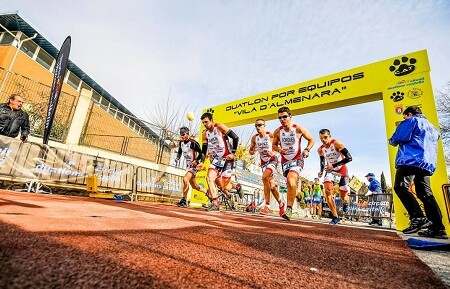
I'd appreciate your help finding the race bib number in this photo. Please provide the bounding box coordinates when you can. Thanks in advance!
[211,157,226,168]
[282,159,298,172]
[329,171,342,183]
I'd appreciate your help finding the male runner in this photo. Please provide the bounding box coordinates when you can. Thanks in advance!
[175,126,207,207]
[311,178,324,219]
[201,112,239,211]
[317,129,353,225]
[303,183,312,217]
[272,106,315,221]
[249,118,285,216]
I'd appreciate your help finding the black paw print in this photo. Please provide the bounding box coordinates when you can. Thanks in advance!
[389,56,416,76]
[390,91,404,102]
[206,108,214,114]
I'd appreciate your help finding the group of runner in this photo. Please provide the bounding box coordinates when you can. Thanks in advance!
[174,106,353,225]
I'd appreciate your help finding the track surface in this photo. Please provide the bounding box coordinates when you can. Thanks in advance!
[0,190,447,289]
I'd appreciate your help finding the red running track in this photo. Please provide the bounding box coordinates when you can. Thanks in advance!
[0,190,446,289]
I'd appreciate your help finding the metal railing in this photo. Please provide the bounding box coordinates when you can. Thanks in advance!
[0,67,77,143]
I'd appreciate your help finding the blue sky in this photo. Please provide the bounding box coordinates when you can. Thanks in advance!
[2,0,450,185]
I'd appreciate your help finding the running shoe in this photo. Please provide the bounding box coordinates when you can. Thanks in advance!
[342,202,349,214]
[278,202,286,217]
[329,217,341,225]
[402,217,432,234]
[205,203,220,211]
[260,205,271,215]
[417,228,448,239]
[177,198,188,207]
[281,206,292,221]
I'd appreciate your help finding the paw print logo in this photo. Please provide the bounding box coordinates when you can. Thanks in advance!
[390,91,404,102]
[389,56,416,76]
[206,108,214,114]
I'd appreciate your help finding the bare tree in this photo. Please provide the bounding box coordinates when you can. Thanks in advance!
[143,93,204,164]
[435,82,450,170]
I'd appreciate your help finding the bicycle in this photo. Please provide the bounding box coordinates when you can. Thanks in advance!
[7,180,52,194]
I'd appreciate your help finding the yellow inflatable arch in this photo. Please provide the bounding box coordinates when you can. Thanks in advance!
[195,49,449,233]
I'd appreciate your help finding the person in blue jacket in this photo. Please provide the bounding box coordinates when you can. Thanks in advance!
[389,106,447,239]
[365,173,383,226]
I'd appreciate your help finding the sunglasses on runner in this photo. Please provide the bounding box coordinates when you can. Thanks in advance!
[278,115,290,120]
[255,123,264,127]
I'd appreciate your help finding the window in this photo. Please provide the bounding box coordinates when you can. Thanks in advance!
[116,111,124,122]
[67,72,81,90]
[129,120,136,131]
[0,32,15,45]
[36,48,54,70]
[92,91,101,103]
[100,97,109,108]
[80,82,91,92]
[124,116,131,126]
[19,35,37,58]
[108,104,117,117]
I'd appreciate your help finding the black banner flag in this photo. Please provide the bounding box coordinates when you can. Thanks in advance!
[43,36,71,144]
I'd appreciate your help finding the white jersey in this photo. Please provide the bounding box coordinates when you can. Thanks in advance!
[255,131,275,165]
[180,140,195,166]
[205,124,231,158]
[320,139,343,171]
[279,124,301,163]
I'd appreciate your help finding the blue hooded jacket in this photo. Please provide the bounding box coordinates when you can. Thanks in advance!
[367,177,382,194]
[389,114,440,174]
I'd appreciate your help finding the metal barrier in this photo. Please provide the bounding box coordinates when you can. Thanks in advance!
[325,193,394,226]
[0,136,135,192]
[133,166,183,201]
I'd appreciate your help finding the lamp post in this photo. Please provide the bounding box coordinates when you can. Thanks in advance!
[0,25,37,96]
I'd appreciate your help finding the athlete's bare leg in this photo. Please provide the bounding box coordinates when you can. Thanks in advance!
[182,172,195,199]
[206,169,220,202]
[312,204,317,217]
[339,190,349,204]
[286,172,299,207]
[269,178,282,204]
[221,177,233,198]
[324,182,338,218]
[189,178,207,195]
[262,169,273,205]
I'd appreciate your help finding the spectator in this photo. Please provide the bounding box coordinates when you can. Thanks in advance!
[389,106,447,239]
[0,94,30,142]
[365,173,382,226]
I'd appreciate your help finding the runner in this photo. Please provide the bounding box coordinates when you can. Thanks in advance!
[317,129,353,225]
[174,126,207,207]
[249,118,285,216]
[311,178,324,219]
[272,106,315,221]
[201,112,239,211]
[303,183,312,217]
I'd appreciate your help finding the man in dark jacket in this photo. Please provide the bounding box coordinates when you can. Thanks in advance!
[0,94,30,142]
[389,106,447,239]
